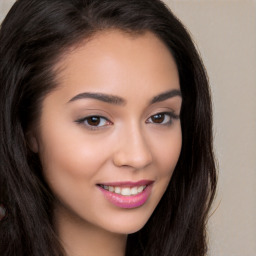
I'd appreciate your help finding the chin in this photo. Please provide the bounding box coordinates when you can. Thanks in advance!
[99,207,154,235]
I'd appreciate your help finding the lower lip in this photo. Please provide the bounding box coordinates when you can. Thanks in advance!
[98,185,152,209]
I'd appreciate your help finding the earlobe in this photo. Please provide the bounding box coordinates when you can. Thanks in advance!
[26,132,39,153]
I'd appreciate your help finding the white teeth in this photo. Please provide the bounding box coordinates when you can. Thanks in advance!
[101,185,147,196]
[114,187,121,194]
[121,188,131,196]
[131,187,138,195]
[109,186,114,192]
[138,186,144,193]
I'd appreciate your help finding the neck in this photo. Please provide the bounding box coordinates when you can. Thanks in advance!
[54,204,127,256]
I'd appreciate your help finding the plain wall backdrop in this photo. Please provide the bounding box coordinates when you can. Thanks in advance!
[167,1,256,255]
[1,1,256,255]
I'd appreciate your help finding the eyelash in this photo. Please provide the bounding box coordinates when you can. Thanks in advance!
[146,112,179,126]
[75,112,179,130]
[75,115,112,130]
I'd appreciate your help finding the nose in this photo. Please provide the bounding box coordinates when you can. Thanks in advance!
[113,125,153,170]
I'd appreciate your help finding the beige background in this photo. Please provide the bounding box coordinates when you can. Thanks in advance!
[167,1,256,255]
[1,0,256,255]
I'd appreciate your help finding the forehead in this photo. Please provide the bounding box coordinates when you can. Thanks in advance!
[52,30,180,102]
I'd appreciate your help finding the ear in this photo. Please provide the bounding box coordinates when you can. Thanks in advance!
[26,131,39,153]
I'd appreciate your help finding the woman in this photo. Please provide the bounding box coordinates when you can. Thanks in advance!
[0,0,217,255]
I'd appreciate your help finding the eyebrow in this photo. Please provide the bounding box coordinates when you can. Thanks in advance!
[150,89,181,104]
[68,92,125,105]
[68,89,181,105]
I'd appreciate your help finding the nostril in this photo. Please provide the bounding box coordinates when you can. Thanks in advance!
[112,129,153,169]
[113,149,153,169]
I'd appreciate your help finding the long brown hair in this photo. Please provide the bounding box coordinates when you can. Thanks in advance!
[0,0,217,255]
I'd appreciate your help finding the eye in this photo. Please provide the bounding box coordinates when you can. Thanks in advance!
[75,115,112,129]
[146,112,178,125]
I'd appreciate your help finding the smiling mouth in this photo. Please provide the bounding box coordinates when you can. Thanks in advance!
[97,180,153,208]
[98,184,147,196]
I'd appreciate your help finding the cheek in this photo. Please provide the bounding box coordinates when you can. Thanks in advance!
[148,126,182,196]
[37,122,111,192]
[153,128,182,176]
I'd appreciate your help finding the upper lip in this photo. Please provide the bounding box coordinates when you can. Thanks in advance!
[97,180,154,187]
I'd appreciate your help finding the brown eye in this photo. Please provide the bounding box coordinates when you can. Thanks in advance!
[75,115,111,129]
[146,112,175,125]
[151,114,165,123]
[87,116,101,126]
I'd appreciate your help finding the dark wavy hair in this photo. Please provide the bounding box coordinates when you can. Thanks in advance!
[0,0,217,255]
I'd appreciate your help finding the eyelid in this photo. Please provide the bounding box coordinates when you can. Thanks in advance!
[75,115,113,130]
[146,111,179,125]
[74,110,179,131]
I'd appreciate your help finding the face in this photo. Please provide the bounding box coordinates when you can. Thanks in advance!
[30,30,182,235]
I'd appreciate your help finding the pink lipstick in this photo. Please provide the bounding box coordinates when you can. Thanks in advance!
[97,180,153,209]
